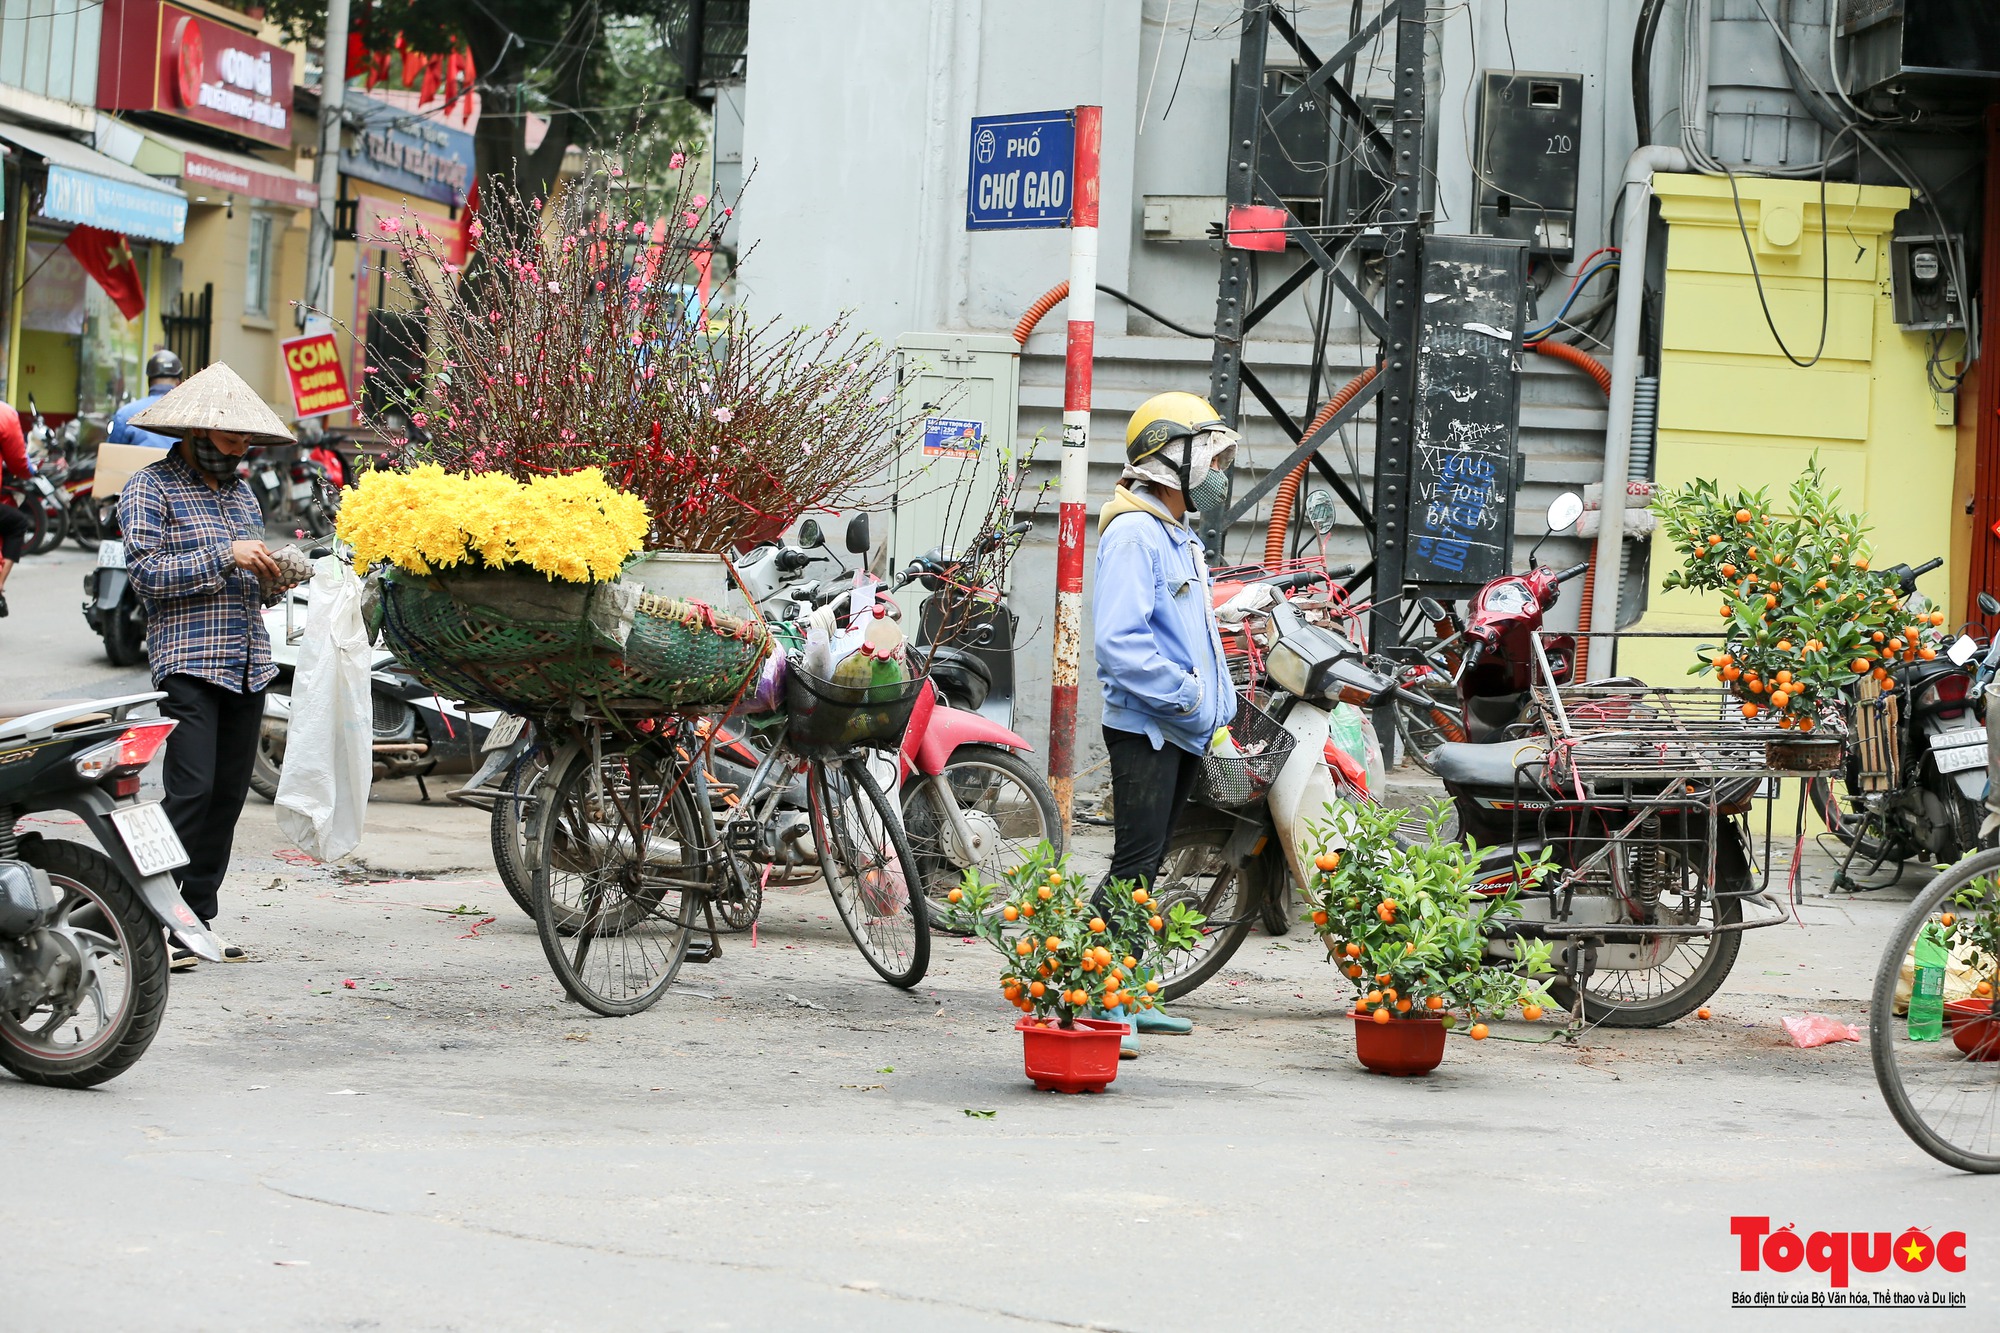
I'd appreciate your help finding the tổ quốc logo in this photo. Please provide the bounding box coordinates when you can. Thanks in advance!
[1731,1217,1967,1308]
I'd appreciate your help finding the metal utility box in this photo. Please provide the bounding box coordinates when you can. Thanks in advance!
[1840,0,2000,106]
[1142,195,1226,243]
[1402,234,1528,593]
[1473,71,1583,259]
[1890,234,1966,331]
[890,333,1021,615]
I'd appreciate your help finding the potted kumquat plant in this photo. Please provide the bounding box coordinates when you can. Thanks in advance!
[1653,458,1943,770]
[944,842,1204,1093]
[1938,880,2000,1060]
[1302,799,1556,1076]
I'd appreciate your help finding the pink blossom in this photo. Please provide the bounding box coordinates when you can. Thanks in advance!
[682,211,699,228]
[632,221,647,236]
[488,310,502,322]
[712,407,735,424]
[411,413,428,428]
[721,207,733,220]
[468,219,484,239]
[627,275,644,292]
[669,151,687,170]
[514,375,528,387]
[609,166,624,178]
[691,194,708,210]
[443,262,461,275]
[548,281,562,292]
[595,280,606,292]
[376,216,402,235]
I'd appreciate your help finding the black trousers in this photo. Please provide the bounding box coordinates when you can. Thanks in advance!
[1102,726,1202,893]
[0,501,28,562]
[159,674,265,925]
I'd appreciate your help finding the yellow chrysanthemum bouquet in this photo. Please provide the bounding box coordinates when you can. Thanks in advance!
[337,465,649,584]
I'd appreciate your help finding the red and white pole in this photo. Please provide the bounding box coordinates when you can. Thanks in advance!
[1048,104,1100,828]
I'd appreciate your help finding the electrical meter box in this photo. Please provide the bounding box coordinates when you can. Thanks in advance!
[891,333,1021,615]
[1473,70,1583,258]
[1890,234,1965,331]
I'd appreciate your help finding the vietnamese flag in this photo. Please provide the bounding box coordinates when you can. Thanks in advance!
[64,226,146,322]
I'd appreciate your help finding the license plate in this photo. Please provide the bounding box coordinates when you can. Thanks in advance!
[32,475,55,497]
[1935,745,1987,775]
[482,714,526,752]
[96,541,126,569]
[1930,728,1983,752]
[109,803,190,877]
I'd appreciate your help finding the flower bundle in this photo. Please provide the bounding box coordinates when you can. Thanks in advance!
[1654,457,1945,725]
[337,465,648,582]
[359,152,918,552]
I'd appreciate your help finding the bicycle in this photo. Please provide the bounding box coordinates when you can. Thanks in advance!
[1870,844,2000,1172]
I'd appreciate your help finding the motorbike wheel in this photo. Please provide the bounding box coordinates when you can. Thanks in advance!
[1150,818,1270,1002]
[101,600,147,668]
[249,679,290,801]
[1258,869,1294,936]
[8,496,47,556]
[0,838,171,1088]
[900,744,1061,935]
[1807,775,1905,868]
[69,497,101,551]
[490,749,548,919]
[1545,835,1748,1028]
[32,498,68,554]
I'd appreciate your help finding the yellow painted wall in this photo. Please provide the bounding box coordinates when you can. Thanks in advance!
[172,202,312,410]
[1621,172,1960,691]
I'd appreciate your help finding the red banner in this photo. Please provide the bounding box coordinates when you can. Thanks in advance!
[281,333,353,419]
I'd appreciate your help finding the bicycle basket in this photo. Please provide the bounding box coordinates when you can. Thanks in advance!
[1193,693,1297,810]
[784,667,926,751]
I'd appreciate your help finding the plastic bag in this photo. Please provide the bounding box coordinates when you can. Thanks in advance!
[1325,702,1387,797]
[1780,1014,1861,1048]
[276,558,375,860]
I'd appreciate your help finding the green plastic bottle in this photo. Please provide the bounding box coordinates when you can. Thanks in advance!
[1909,922,1947,1043]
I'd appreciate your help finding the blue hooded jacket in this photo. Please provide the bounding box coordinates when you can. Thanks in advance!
[1094,485,1235,754]
[108,390,176,449]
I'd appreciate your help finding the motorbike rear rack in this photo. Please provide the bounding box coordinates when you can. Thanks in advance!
[1532,683,1837,790]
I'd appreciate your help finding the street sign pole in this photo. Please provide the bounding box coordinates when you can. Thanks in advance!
[1048,104,1100,830]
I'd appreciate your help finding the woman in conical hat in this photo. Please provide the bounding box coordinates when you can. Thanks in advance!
[119,361,298,969]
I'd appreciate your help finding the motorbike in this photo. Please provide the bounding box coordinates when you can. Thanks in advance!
[1810,558,1987,884]
[250,583,501,802]
[0,693,225,1087]
[1159,493,1766,1026]
[82,505,149,668]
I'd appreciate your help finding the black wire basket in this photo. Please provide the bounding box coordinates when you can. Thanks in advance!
[1192,693,1297,810]
[784,665,927,751]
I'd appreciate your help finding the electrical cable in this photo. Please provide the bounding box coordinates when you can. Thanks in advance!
[1524,260,1619,343]
[1632,0,1668,146]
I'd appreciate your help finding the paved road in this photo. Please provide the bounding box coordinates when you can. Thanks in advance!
[0,548,1991,1331]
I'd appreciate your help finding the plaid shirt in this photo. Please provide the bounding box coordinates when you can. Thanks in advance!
[119,448,277,693]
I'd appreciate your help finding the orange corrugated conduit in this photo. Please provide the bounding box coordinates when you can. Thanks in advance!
[1264,364,1380,567]
[1525,340,1612,675]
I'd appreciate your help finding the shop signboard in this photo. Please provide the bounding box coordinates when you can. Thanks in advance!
[340,93,475,208]
[42,164,187,243]
[98,0,295,149]
[280,332,353,419]
[182,150,315,208]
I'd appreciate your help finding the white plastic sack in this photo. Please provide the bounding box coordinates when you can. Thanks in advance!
[276,558,374,860]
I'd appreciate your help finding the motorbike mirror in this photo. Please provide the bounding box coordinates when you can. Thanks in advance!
[1416,597,1448,623]
[844,513,871,555]
[1303,489,1339,535]
[797,518,824,549]
[1545,492,1584,535]
[1980,592,2000,618]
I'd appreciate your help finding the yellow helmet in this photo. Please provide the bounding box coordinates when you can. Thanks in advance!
[1125,391,1227,467]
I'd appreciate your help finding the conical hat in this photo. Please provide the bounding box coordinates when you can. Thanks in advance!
[129,362,295,445]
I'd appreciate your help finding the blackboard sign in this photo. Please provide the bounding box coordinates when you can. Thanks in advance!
[1401,235,1527,591]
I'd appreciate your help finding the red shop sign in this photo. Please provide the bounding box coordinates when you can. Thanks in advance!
[99,0,295,148]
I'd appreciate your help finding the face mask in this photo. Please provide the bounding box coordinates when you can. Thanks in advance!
[190,435,239,480]
[1185,465,1229,517]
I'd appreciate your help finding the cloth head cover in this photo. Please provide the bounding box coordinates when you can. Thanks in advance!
[128,361,294,446]
[1119,426,1238,497]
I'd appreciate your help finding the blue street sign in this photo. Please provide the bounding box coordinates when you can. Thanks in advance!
[966,109,1075,231]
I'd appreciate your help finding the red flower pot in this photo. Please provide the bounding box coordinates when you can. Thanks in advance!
[1017,1016,1127,1093]
[1350,1009,1448,1077]
[1945,999,2000,1061]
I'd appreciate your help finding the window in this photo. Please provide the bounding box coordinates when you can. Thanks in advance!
[244,215,275,318]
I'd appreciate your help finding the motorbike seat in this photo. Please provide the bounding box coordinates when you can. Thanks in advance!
[1428,739,1550,793]
[925,645,992,709]
[0,701,110,738]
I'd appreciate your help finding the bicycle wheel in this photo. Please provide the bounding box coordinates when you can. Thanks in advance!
[1150,820,1264,1002]
[529,741,701,1016]
[809,754,930,987]
[491,748,548,918]
[900,744,1062,932]
[1871,848,2000,1173]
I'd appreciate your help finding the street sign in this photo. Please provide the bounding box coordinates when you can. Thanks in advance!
[966,109,1075,231]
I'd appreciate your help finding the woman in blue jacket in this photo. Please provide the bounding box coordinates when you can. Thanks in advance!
[1093,392,1239,1046]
